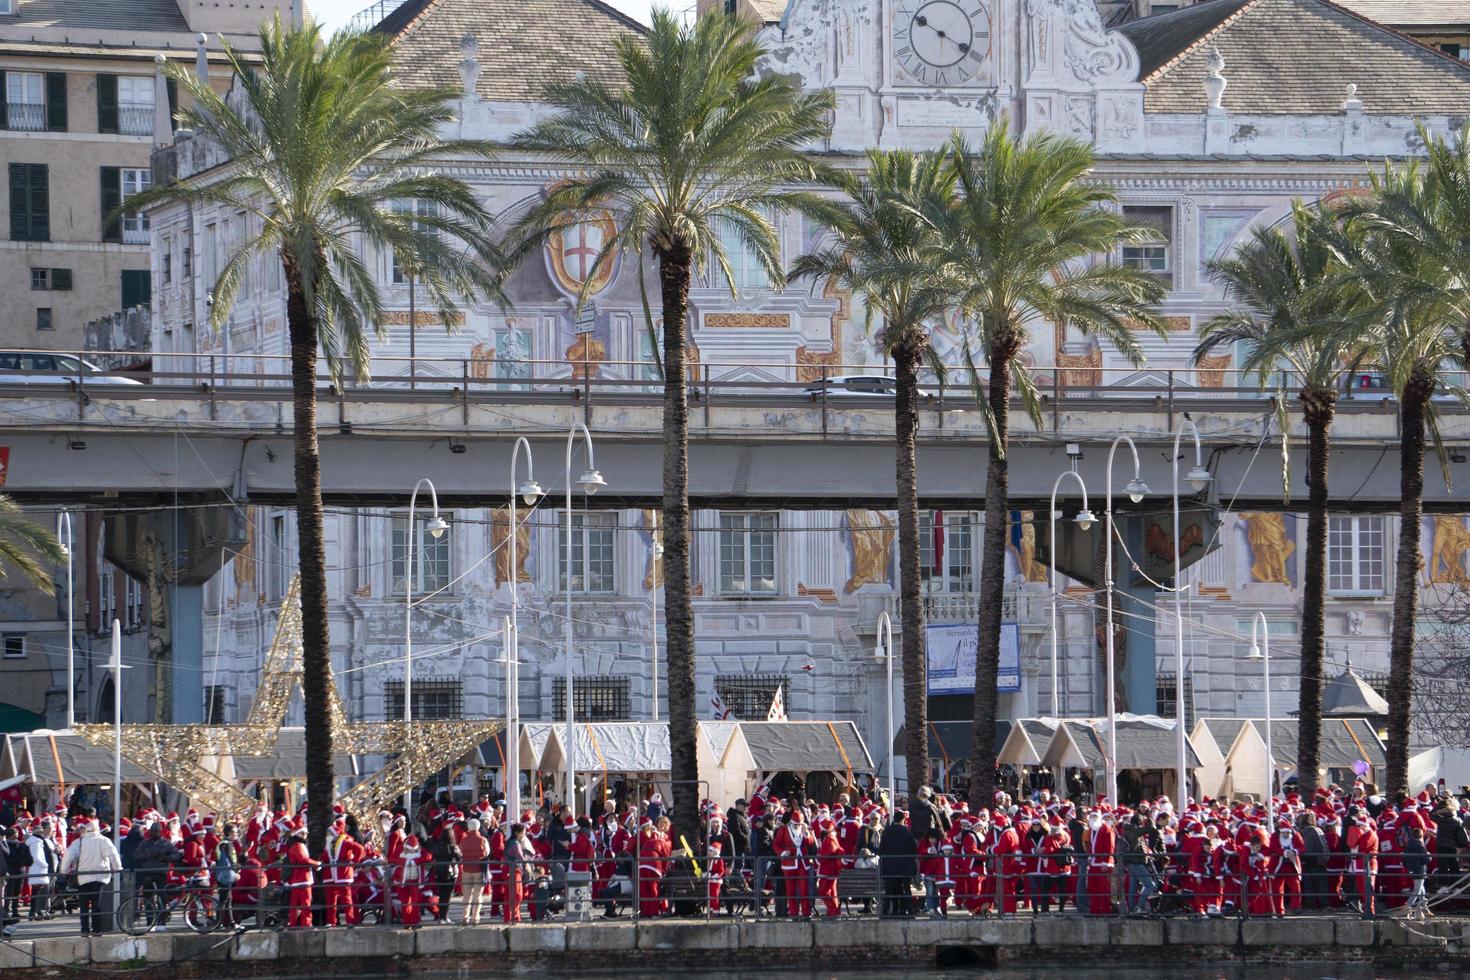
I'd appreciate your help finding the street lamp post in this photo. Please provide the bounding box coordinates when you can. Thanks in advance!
[1171,418,1212,804]
[501,614,516,821]
[650,539,663,722]
[874,612,896,806]
[1048,470,1097,717]
[1103,435,1149,806]
[403,478,449,812]
[56,511,74,729]
[108,622,129,845]
[507,437,543,824]
[1248,611,1275,827]
[563,423,607,817]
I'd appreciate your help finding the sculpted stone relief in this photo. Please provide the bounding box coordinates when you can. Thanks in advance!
[845,509,895,593]
[1427,515,1470,585]
[491,507,532,585]
[1241,512,1295,585]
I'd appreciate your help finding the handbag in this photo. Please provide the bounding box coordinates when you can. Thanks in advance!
[854,853,879,872]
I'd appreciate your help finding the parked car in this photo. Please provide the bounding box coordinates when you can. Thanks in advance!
[0,351,144,385]
[804,374,936,401]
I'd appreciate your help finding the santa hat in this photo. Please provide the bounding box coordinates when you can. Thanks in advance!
[202,814,216,831]
[639,817,653,828]
[404,834,420,848]
[564,815,576,829]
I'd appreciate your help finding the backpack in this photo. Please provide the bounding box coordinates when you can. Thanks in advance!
[213,841,239,886]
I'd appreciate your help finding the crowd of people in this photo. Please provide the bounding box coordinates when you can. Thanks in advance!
[1,777,1467,936]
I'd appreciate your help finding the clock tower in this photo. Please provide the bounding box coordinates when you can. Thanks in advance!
[758,0,1145,152]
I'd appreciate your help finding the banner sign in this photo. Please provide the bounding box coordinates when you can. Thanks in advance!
[927,623,1021,695]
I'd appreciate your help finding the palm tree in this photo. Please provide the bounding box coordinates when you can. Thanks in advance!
[1195,202,1371,797]
[130,18,503,851]
[1337,163,1470,798]
[505,11,833,835]
[0,496,64,592]
[929,125,1167,809]
[791,149,958,794]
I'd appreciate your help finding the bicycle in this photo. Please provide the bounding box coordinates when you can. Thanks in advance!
[116,878,221,935]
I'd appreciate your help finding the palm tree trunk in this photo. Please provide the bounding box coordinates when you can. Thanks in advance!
[969,321,1018,809]
[1296,386,1337,798]
[1386,370,1432,799]
[892,341,929,795]
[656,237,698,837]
[283,257,334,857]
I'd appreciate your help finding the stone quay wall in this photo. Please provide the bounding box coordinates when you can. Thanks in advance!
[2,917,1467,977]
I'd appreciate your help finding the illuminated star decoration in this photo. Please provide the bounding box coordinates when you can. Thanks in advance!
[77,575,502,824]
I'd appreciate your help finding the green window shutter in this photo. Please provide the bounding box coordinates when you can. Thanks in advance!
[121,269,151,309]
[9,164,29,241]
[100,166,121,243]
[166,78,177,120]
[32,165,49,241]
[45,73,66,132]
[96,73,118,134]
[51,268,72,291]
[0,71,8,130]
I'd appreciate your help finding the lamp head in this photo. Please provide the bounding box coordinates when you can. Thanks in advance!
[576,469,606,495]
[517,479,543,507]
[1074,508,1097,532]
[1248,642,1263,661]
[59,543,70,558]
[1186,465,1212,493]
[1125,477,1149,504]
[425,515,449,540]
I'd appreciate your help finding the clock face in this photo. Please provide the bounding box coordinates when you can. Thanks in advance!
[892,0,991,87]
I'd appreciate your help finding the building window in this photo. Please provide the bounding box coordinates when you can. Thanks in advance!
[560,511,616,593]
[391,511,452,594]
[97,560,116,632]
[124,576,143,630]
[1156,672,1195,729]
[121,269,151,309]
[2,634,23,659]
[715,218,771,291]
[1121,206,1173,285]
[8,162,49,241]
[390,199,436,284]
[719,512,778,595]
[552,676,632,721]
[918,510,975,592]
[268,514,288,602]
[204,685,226,724]
[52,268,71,290]
[5,71,44,131]
[715,674,787,720]
[181,244,191,279]
[35,308,51,331]
[0,2,15,16]
[384,679,462,721]
[30,268,48,290]
[116,75,154,136]
[120,168,151,243]
[1328,516,1385,596]
[162,238,172,284]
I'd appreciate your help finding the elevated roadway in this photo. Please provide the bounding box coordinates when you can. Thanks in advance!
[0,371,1455,512]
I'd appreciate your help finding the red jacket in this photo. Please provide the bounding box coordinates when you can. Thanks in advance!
[392,842,428,886]
[1039,832,1073,876]
[323,834,363,884]
[773,821,813,872]
[635,829,671,878]
[1088,822,1117,868]
[285,840,319,886]
[569,831,596,875]
[816,832,846,878]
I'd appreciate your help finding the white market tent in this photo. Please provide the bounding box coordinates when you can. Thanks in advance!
[1037,715,1201,804]
[1410,746,1470,794]
[721,721,875,803]
[1218,719,1386,799]
[997,719,1060,766]
[1190,718,1252,801]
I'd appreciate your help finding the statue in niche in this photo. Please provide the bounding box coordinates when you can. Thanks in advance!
[234,508,257,605]
[1242,513,1294,585]
[1428,515,1470,585]
[491,507,532,585]
[1011,512,1048,583]
[844,509,894,593]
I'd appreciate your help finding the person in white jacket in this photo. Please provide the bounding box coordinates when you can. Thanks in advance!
[24,823,58,920]
[62,821,123,935]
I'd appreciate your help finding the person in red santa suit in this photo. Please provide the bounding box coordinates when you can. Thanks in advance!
[1376,804,1404,908]
[837,807,862,858]
[1086,809,1117,915]
[392,833,429,928]
[634,818,668,917]
[384,814,407,864]
[1244,836,1274,916]
[1037,818,1073,913]
[952,815,982,915]
[200,814,220,862]
[1177,817,1210,915]
[704,814,734,914]
[283,822,319,928]
[772,809,813,917]
[1268,819,1303,916]
[1323,813,1346,907]
[1348,809,1379,919]
[815,818,845,917]
[487,817,509,921]
[322,817,362,927]
[992,813,1025,915]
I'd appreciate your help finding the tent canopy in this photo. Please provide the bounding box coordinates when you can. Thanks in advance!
[999,719,1059,766]
[892,721,1009,762]
[1039,716,1200,771]
[1195,719,1249,757]
[1319,667,1390,718]
[543,722,671,774]
[1260,719,1385,769]
[732,721,874,773]
[229,730,356,780]
[18,732,155,785]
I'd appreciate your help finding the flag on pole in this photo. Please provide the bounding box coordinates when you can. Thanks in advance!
[932,510,945,575]
[710,693,732,720]
[766,685,787,721]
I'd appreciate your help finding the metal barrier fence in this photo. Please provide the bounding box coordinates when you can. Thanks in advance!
[3,849,1461,934]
